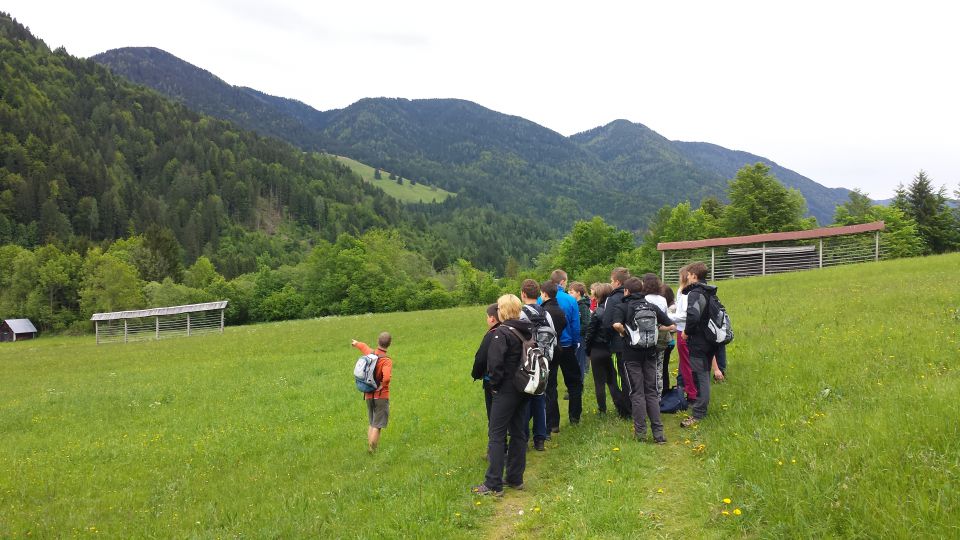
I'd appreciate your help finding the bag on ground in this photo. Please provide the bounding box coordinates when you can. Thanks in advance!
[353,353,380,392]
[506,326,549,396]
[626,300,659,349]
[704,294,734,345]
[660,386,688,413]
[521,304,557,362]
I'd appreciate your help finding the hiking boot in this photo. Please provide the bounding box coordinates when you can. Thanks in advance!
[550,426,560,434]
[506,482,526,490]
[653,434,667,444]
[680,417,699,428]
[471,484,503,497]
[533,438,545,451]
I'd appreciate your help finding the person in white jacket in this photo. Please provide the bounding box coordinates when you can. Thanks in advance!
[668,266,698,402]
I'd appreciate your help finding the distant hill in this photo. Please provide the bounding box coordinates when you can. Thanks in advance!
[672,141,851,225]
[92,47,851,227]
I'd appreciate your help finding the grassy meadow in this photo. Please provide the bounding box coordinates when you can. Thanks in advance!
[1,253,958,538]
[335,156,454,204]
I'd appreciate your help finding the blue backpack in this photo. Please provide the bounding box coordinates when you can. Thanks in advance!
[353,353,380,392]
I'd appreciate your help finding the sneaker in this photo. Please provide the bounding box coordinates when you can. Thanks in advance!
[534,438,545,451]
[471,484,503,497]
[680,417,699,428]
[653,434,667,444]
[506,482,525,490]
[550,426,560,434]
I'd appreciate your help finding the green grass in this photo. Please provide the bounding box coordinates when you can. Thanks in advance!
[335,155,454,204]
[1,254,958,538]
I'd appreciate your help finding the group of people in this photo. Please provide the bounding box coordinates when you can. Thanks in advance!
[471,263,727,496]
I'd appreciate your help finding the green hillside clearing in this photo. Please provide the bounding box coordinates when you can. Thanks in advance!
[1,254,957,537]
[336,155,454,204]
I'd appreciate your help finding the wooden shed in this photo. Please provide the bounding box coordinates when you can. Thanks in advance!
[657,221,886,281]
[1,319,38,342]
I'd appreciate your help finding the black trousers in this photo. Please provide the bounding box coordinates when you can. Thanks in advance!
[589,345,626,414]
[662,344,674,396]
[546,345,583,429]
[622,349,664,438]
[485,385,530,491]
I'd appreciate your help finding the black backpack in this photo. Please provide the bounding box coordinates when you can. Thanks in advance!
[521,304,557,362]
[505,326,549,395]
[626,299,659,350]
[703,293,734,345]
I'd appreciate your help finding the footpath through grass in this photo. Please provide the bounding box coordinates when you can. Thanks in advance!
[1,254,958,537]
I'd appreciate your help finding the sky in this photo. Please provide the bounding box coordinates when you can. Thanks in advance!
[6,1,959,200]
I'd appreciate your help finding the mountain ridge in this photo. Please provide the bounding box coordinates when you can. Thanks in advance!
[92,46,850,225]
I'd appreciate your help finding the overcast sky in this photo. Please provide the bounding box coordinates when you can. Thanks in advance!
[7,1,959,199]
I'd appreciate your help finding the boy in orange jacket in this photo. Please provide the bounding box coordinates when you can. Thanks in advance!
[352,332,393,452]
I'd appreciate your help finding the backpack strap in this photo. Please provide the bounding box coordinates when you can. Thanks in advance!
[504,325,533,347]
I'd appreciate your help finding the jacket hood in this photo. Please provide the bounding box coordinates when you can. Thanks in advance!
[502,318,534,339]
[683,282,717,295]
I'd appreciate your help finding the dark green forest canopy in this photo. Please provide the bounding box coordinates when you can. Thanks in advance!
[0,13,548,274]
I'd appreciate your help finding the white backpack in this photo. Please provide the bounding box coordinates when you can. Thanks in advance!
[353,353,380,392]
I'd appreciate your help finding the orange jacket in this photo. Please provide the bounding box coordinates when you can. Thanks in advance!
[354,341,392,399]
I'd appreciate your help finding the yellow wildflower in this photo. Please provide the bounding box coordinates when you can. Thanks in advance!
[722,498,731,504]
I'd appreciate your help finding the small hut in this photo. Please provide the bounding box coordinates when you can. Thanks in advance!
[1,319,38,342]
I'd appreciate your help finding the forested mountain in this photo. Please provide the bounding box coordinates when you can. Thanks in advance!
[90,47,333,152]
[672,141,850,225]
[92,47,850,226]
[0,14,404,277]
[0,16,555,273]
[569,120,725,211]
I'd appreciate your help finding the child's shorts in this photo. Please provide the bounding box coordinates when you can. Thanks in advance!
[367,398,389,428]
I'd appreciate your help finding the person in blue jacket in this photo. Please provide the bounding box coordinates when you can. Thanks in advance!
[540,269,582,431]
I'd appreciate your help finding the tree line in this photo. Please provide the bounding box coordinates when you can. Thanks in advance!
[4,163,956,334]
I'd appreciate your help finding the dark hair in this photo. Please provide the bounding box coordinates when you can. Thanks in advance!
[610,267,630,284]
[661,283,675,306]
[641,273,662,296]
[688,262,709,281]
[486,303,500,319]
[591,282,613,305]
[378,332,392,349]
[569,281,587,297]
[550,269,568,284]
[623,277,644,295]
[521,278,540,300]
[540,280,558,299]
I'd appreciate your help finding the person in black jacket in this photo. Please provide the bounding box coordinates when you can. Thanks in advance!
[680,262,720,427]
[472,294,534,496]
[612,277,676,443]
[539,280,572,433]
[602,267,632,418]
[585,282,627,415]
[471,303,501,423]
